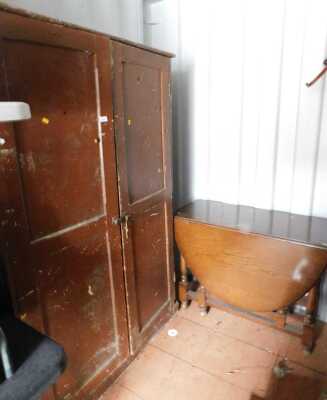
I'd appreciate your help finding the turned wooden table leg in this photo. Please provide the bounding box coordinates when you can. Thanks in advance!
[179,255,189,309]
[198,285,208,316]
[302,285,318,354]
[275,308,288,330]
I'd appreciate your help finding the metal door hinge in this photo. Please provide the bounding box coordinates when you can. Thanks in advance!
[112,214,131,239]
[112,215,124,225]
[112,214,130,225]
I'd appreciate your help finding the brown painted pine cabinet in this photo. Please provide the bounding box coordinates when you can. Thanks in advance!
[0,9,174,400]
[112,42,175,354]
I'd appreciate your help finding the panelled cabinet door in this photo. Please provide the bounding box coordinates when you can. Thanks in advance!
[0,12,129,399]
[112,42,175,353]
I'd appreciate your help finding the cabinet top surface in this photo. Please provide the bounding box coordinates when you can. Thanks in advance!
[0,5,175,59]
[176,199,327,249]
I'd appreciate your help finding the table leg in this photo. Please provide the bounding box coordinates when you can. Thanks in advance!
[179,255,189,309]
[198,285,208,316]
[302,284,318,354]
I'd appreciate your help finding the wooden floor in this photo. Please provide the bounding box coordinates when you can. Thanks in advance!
[101,303,327,400]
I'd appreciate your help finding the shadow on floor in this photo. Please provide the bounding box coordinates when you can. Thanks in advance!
[250,364,326,400]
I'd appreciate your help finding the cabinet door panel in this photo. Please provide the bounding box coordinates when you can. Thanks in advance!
[35,221,118,399]
[131,202,168,329]
[113,42,174,353]
[0,12,128,400]
[5,40,104,240]
[122,62,165,203]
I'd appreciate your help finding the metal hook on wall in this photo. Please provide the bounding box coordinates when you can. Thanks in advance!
[306,59,327,87]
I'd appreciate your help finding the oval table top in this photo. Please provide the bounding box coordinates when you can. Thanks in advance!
[175,200,327,312]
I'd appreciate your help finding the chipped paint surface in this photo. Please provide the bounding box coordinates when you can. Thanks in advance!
[88,285,94,296]
[0,33,174,400]
[26,152,36,173]
[0,148,15,157]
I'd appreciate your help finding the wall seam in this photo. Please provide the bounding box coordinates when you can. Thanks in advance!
[236,0,247,206]
[271,0,287,211]
[288,0,308,218]
[309,37,327,217]
[206,0,213,201]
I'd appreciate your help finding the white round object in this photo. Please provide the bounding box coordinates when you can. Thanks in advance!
[167,329,178,337]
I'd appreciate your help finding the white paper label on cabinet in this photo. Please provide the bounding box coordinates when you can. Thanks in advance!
[99,115,109,123]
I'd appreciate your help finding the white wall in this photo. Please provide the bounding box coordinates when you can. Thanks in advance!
[145,0,327,217]
[1,0,143,42]
[144,0,327,321]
